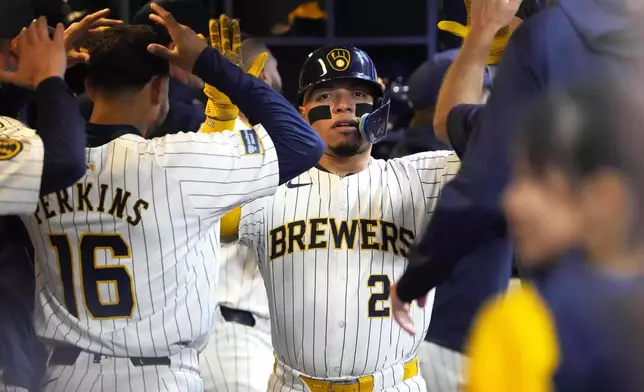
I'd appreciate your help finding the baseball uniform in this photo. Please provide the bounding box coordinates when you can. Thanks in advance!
[238,151,461,391]
[21,122,279,392]
[0,116,44,215]
[201,117,274,392]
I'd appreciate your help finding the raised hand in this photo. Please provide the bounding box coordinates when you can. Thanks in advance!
[0,17,67,89]
[146,2,208,72]
[65,8,122,66]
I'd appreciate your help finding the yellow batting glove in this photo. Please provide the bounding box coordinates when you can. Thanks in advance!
[201,15,241,133]
[201,16,270,133]
[437,0,512,65]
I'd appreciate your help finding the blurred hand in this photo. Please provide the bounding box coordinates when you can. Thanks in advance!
[391,284,426,336]
[469,0,523,36]
[65,8,122,66]
[147,2,208,72]
[0,17,67,89]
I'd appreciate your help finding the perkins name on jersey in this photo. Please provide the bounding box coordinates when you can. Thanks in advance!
[33,182,150,226]
[269,218,415,260]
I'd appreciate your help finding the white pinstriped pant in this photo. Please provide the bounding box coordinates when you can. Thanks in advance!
[40,347,202,392]
[417,342,466,392]
[200,307,274,392]
[270,359,427,392]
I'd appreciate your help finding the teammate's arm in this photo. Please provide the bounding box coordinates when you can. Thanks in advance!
[146,4,323,219]
[394,23,543,304]
[190,37,323,186]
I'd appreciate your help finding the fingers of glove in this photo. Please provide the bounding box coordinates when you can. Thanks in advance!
[231,19,241,59]
[209,19,221,52]
[437,21,470,38]
[219,14,230,52]
[246,52,268,78]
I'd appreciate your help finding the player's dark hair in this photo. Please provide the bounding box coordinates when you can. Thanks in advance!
[85,24,170,94]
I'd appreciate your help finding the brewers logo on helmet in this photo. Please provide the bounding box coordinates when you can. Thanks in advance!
[297,45,391,144]
[327,48,351,71]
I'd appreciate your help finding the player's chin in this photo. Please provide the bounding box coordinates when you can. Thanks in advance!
[328,140,366,157]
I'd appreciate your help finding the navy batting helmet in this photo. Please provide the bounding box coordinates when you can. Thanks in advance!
[298,45,384,104]
[298,45,390,144]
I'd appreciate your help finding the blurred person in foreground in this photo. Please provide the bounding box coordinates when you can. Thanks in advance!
[390,0,644,337]
[467,81,644,392]
[198,35,283,392]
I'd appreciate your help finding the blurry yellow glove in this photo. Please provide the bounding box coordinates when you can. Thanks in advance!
[466,284,559,392]
[437,0,512,65]
[201,15,269,134]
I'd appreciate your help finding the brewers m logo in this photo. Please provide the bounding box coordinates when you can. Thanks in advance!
[0,138,23,160]
[327,48,351,71]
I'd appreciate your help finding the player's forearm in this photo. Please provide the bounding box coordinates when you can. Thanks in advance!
[192,48,324,184]
[33,77,87,195]
[434,28,496,144]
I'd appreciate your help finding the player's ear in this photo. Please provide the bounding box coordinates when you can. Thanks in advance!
[149,75,168,106]
[85,78,96,101]
[298,106,307,120]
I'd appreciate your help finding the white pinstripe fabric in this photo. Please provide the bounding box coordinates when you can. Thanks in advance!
[200,118,275,391]
[417,342,466,392]
[0,116,44,215]
[201,307,273,392]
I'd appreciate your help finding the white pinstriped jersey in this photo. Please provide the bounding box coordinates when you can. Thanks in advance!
[0,116,44,215]
[216,118,270,317]
[239,151,461,378]
[21,125,279,358]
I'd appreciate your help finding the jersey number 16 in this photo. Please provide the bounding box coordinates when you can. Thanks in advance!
[49,233,136,320]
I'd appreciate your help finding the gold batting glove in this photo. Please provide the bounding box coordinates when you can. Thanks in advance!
[437,0,512,65]
[201,15,269,134]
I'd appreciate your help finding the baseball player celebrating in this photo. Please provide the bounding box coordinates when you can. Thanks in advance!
[20,4,323,391]
[225,45,460,391]
[200,38,282,392]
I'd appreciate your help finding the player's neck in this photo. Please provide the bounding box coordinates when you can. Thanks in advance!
[318,150,371,177]
[90,101,150,136]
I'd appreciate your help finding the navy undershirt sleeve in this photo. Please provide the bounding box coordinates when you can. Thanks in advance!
[446,104,484,159]
[33,77,87,195]
[192,48,324,185]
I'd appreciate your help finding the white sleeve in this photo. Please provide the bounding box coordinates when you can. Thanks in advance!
[238,198,268,264]
[395,150,461,215]
[149,124,279,220]
[0,117,44,215]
